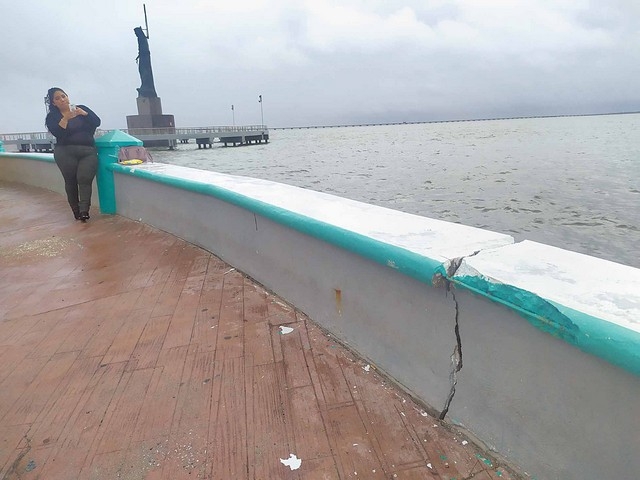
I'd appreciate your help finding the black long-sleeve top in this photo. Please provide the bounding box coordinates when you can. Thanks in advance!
[46,105,101,146]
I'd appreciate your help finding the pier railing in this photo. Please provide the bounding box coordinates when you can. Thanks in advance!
[0,125,267,140]
[111,125,267,136]
[0,131,55,142]
[0,125,269,151]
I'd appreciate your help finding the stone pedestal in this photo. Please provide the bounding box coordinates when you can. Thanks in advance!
[136,97,163,116]
[126,97,175,147]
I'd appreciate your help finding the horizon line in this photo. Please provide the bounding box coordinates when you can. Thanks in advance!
[270,110,640,130]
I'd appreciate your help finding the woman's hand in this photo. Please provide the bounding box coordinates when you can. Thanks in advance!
[59,107,84,128]
[62,109,78,121]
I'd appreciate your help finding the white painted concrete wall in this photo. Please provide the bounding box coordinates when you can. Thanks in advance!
[2,154,639,480]
[0,153,100,209]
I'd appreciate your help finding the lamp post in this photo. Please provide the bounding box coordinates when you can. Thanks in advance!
[231,104,235,127]
[258,95,264,141]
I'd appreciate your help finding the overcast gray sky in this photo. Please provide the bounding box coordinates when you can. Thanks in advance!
[2,0,639,132]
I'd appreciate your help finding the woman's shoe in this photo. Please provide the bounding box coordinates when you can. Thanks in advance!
[79,211,90,222]
[72,207,81,220]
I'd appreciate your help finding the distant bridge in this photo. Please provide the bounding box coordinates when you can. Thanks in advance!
[0,125,269,152]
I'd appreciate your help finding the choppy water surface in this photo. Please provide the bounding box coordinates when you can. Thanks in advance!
[152,114,640,268]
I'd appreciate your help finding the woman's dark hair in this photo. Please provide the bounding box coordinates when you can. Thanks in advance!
[45,87,65,113]
[45,87,65,126]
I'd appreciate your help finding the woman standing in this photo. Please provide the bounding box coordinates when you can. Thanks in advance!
[45,87,101,221]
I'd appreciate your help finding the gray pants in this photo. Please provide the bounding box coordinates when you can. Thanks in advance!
[54,145,98,213]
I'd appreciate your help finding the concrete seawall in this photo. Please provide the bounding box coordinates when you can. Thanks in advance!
[0,153,100,209]
[2,151,639,479]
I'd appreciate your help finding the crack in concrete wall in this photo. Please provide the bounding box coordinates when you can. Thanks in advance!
[440,281,464,420]
[436,249,498,419]
[438,255,470,420]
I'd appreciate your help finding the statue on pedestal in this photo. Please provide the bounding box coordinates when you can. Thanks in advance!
[127,8,176,147]
[134,26,158,98]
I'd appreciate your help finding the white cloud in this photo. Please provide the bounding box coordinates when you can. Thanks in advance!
[303,3,436,52]
[450,0,614,54]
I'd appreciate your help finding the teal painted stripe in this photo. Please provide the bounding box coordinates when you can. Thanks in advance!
[550,301,640,378]
[109,163,444,284]
[451,274,640,377]
[0,152,55,163]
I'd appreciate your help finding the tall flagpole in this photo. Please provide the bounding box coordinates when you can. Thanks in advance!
[143,3,150,38]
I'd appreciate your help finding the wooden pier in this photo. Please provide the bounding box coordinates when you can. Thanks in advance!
[0,125,269,152]
[0,182,519,479]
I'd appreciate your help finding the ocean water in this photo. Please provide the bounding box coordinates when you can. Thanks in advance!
[151,114,640,269]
